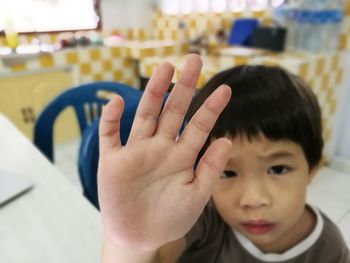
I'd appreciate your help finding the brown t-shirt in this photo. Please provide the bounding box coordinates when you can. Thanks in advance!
[178,202,350,263]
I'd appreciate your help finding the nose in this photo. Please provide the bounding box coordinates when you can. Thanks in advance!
[238,179,271,209]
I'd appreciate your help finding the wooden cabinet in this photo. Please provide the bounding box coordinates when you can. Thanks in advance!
[0,67,80,143]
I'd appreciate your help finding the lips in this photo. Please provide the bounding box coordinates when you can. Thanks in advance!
[241,220,276,235]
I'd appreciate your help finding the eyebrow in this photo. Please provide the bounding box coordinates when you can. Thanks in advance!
[228,151,296,164]
[261,151,296,160]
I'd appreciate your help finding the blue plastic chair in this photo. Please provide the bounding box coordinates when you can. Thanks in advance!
[33,81,143,163]
[228,18,259,46]
[78,119,100,208]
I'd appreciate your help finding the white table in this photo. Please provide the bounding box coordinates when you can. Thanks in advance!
[0,114,103,263]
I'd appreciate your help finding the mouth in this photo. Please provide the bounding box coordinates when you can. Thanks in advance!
[241,220,276,235]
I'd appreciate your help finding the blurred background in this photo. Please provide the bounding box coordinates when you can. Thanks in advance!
[1,0,349,174]
[0,0,349,248]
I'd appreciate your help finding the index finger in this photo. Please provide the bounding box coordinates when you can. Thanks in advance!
[178,85,232,160]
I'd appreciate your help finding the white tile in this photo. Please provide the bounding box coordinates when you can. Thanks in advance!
[54,148,72,164]
[56,139,80,159]
[79,49,91,63]
[338,211,350,243]
[54,158,81,189]
[69,175,83,192]
[328,157,350,174]
[61,139,81,160]
[54,139,84,193]
[307,187,350,223]
[91,61,103,73]
[54,139,81,176]
[55,160,78,178]
[310,167,350,202]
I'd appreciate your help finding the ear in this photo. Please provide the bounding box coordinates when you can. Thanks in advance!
[308,163,320,182]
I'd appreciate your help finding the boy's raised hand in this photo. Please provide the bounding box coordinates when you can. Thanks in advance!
[98,54,232,252]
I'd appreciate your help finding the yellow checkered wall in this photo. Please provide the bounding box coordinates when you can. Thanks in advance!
[338,0,350,50]
[345,0,350,15]
[296,54,344,159]
[339,16,350,50]
[152,9,269,41]
[1,47,140,88]
[106,28,152,41]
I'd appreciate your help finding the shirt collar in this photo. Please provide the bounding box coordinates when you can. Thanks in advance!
[232,205,324,262]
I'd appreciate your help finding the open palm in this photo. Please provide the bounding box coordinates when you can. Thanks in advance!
[98,54,232,251]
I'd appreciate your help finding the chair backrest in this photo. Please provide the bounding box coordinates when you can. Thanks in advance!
[78,119,100,208]
[34,81,143,162]
[228,18,259,46]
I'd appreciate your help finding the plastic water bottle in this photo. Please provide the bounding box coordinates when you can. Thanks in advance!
[311,10,326,52]
[323,10,343,51]
[274,0,343,52]
[308,0,343,52]
[273,6,298,50]
[295,9,314,51]
[318,0,343,51]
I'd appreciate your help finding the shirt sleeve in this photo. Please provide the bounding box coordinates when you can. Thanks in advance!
[317,212,350,263]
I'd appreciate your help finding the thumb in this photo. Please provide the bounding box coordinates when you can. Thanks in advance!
[193,138,232,198]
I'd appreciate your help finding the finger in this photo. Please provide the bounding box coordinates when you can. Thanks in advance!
[155,54,202,140]
[99,95,123,155]
[128,62,174,141]
[193,138,232,197]
[178,85,231,160]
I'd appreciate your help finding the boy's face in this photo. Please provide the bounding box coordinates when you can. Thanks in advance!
[212,135,318,253]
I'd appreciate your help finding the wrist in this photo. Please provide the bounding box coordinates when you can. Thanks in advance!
[102,240,159,263]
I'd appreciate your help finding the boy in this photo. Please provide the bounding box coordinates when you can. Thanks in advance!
[97,54,349,262]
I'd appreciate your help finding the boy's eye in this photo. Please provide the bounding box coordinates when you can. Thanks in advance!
[267,165,290,175]
[221,170,237,179]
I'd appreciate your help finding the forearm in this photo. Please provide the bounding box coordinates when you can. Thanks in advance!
[102,241,160,263]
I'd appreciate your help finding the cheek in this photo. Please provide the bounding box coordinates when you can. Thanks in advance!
[213,180,238,203]
[271,177,308,214]
[212,182,231,207]
[212,181,239,220]
[271,170,309,196]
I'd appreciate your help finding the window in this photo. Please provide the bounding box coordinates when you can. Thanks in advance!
[247,0,269,11]
[228,0,247,12]
[271,0,285,7]
[179,0,192,14]
[0,0,100,33]
[161,0,286,14]
[193,0,210,13]
[161,0,179,15]
[210,0,227,13]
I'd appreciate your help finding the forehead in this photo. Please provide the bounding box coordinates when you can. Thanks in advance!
[228,135,303,160]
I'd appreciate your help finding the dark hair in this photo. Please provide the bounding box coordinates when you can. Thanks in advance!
[188,65,323,169]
